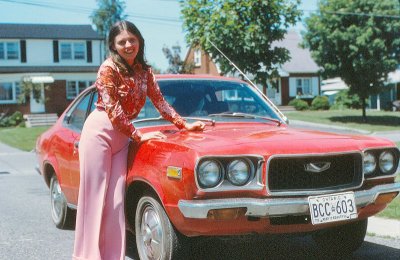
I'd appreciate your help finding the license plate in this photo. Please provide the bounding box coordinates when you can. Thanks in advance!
[308,192,358,225]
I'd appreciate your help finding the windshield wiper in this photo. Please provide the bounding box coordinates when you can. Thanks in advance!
[133,116,165,124]
[208,112,282,126]
[134,116,216,126]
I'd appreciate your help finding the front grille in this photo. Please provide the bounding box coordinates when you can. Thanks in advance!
[267,153,363,193]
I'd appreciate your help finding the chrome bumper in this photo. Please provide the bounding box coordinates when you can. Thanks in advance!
[178,183,400,219]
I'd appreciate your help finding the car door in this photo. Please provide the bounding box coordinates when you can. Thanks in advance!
[62,90,96,205]
[68,91,98,204]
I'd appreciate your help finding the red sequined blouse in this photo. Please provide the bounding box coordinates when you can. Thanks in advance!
[95,58,186,142]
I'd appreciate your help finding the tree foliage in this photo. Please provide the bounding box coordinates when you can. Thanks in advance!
[90,0,127,43]
[302,0,400,120]
[180,0,302,84]
[162,44,194,74]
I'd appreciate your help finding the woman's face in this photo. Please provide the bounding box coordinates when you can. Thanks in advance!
[113,30,140,66]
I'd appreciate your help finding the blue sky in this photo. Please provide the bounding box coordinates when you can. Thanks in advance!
[0,0,317,71]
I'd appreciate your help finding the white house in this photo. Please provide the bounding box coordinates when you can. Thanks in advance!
[0,23,104,116]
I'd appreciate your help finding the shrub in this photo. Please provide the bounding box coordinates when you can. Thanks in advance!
[288,98,309,111]
[311,96,330,110]
[0,111,24,127]
[331,90,363,110]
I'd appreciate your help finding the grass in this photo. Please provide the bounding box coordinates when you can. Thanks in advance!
[285,109,400,132]
[0,126,49,151]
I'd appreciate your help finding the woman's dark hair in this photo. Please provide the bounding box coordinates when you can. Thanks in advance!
[108,20,150,73]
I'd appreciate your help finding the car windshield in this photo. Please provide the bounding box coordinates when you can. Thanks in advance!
[135,78,281,125]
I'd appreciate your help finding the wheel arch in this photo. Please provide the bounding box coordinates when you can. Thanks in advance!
[125,180,165,232]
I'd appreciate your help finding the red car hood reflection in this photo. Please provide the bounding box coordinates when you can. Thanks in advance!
[144,122,388,156]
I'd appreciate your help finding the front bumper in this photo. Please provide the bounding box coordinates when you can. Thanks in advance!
[178,183,400,219]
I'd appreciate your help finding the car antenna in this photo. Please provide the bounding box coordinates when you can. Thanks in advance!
[207,39,287,125]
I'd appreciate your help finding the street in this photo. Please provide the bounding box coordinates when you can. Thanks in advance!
[0,147,399,260]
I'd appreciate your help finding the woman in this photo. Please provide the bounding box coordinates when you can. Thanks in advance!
[72,20,205,260]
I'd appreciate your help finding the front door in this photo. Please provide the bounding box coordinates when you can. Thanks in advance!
[30,84,45,113]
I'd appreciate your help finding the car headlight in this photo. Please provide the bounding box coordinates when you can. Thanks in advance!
[379,151,395,173]
[227,159,251,186]
[364,152,376,175]
[198,160,223,188]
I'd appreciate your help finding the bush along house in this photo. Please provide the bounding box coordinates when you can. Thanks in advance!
[0,23,104,121]
[183,30,321,106]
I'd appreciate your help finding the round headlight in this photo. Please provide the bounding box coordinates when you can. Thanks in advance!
[379,151,395,173]
[363,152,376,175]
[227,159,251,186]
[198,160,222,188]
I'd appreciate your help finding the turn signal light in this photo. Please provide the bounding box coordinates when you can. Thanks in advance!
[207,208,247,220]
[375,192,399,204]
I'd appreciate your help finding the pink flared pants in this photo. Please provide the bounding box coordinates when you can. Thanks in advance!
[73,108,129,260]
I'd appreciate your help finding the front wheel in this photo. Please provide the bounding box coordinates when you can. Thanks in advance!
[312,219,368,256]
[135,195,186,260]
[50,175,75,229]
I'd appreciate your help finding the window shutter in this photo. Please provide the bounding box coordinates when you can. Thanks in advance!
[86,41,92,63]
[53,40,59,63]
[20,40,26,63]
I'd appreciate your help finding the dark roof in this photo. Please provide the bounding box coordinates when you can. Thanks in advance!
[0,66,99,74]
[0,23,103,40]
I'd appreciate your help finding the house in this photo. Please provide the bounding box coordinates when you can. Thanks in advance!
[0,23,104,116]
[183,31,321,105]
[321,69,400,111]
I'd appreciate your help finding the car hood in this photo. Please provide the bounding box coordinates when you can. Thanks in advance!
[152,122,393,156]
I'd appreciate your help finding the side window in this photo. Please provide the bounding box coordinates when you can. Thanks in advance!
[67,92,92,131]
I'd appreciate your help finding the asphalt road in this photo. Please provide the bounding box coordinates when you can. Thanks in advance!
[0,146,399,260]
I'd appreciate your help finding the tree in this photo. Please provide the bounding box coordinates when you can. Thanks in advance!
[302,0,400,121]
[90,0,127,55]
[162,44,194,74]
[180,0,302,84]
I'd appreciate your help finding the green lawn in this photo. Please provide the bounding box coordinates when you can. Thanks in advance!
[0,126,49,151]
[286,109,400,132]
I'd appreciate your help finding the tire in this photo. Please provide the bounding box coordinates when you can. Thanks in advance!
[135,195,186,260]
[312,219,368,256]
[50,175,75,230]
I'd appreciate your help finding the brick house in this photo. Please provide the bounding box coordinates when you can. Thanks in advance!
[0,23,104,116]
[183,31,321,106]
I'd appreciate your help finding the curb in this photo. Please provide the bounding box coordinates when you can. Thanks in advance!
[367,216,400,239]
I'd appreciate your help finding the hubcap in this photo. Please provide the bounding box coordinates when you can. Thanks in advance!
[140,205,164,260]
[51,179,63,222]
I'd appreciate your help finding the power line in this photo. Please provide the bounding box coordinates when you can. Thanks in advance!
[0,0,182,25]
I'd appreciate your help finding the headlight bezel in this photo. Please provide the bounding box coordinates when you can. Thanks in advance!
[363,148,400,179]
[195,155,264,192]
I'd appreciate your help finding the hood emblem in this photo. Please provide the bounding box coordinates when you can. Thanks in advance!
[304,162,331,173]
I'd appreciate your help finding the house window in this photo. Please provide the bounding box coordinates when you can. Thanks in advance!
[66,80,94,100]
[0,42,20,60]
[194,49,201,67]
[0,82,20,103]
[296,78,311,96]
[60,42,86,60]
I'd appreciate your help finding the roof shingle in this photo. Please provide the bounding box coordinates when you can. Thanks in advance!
[0,23,102,40]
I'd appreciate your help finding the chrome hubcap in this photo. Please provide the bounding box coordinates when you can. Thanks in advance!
[140,205,163,260]
[51,179,63,221]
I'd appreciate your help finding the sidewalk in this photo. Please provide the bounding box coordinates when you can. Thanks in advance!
[289,119,400,142]
[0,141,399,239]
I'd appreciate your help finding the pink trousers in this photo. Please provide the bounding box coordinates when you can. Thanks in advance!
[73,109,129,260]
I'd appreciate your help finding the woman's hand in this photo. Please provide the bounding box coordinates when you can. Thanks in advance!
[184,121,206,131]
[141,131,167,142]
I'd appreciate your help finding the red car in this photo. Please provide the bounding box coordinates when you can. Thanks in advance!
[36,75,400,258]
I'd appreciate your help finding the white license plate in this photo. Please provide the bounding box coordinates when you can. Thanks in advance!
[308,192,358,225]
